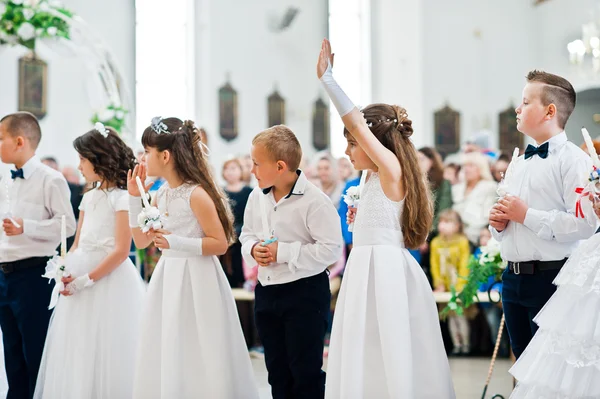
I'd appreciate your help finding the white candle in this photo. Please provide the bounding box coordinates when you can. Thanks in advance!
[505,147,520,182]
[582,127,600,168]
[61,215,66,259]
[135,176,151,208]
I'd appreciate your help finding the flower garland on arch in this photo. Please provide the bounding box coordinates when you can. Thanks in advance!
[0,0,73,50]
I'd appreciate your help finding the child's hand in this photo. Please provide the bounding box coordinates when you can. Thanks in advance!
[317,39,334,79]
[489,204,509,232]
[252,243,273,267]
[347,207,357,225]
[263,239,278,264]
[153,230,171,250]
[496,196,528,224]
[60,275,75,296]
[127,164,153,197]
[2,218,23,236]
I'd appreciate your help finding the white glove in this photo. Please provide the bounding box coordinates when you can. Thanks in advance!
[164,234,203,256]
[129,195,143,228]
[319,61,355,117]
[66,273,95,295]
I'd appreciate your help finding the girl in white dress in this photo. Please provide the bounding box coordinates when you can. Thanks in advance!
[510,204,600,398]
[34,124,146,398]
[317,39,456,398]
[129,117,259,399]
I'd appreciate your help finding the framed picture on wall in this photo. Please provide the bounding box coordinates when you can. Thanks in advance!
[267,86,285,127]
[498,104,523,154]
[18,54,48,119]
[219,78,238,142]
[434,104,460,157]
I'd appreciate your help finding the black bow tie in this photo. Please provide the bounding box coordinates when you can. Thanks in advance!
[524,142,549,160]
[10,168,24,180]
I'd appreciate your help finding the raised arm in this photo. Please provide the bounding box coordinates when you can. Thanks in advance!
[317,39,401,189]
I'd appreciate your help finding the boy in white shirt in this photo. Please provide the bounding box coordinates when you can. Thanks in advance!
[0,112,76,398]
[490,71,597,359]
[240,125,342,399]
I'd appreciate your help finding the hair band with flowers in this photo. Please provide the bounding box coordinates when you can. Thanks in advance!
[151,116,169,135]
[94,122,109,138]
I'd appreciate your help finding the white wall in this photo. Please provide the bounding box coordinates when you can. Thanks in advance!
[195,0,329,172]
[421,0,537,151]
[0,0,135,173]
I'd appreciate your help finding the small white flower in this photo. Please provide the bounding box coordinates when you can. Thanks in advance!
[22,7,35,20]
[38,2,50,11]
[99,109,115,121]
[0,3,7,16]
[115,110,125,120]
[47,26,57,36]
[94,122,109,138]
[342,185,361,207]
[11,0,24,5]
[17,22,36,41]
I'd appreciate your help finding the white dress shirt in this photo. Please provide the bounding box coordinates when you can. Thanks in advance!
[0,156,76,262]
[491,132,597,262]
[240,170,343,286]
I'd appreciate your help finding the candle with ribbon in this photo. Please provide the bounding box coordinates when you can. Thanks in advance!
[42,215,68,309]
[582,127,600,169]
[496,147,520,197]
[135,176,162,233]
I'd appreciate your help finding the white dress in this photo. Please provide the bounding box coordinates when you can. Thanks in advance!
[325,172,456,399]
[510,233,600,398]
[34,188,146,398]
[132,183,259,399]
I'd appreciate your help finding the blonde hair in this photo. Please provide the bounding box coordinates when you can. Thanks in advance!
[461,152,493,181]
[438,209,464,234]
[252,125,302,171]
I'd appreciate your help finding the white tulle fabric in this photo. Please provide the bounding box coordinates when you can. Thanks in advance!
[34,188,146,398]
[325,173,455,399]
[510,233,600,398]
[132,183,259,399]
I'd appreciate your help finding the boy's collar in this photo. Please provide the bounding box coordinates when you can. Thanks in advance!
[537,131,566,153]
[262,169,307,198]
[16,155,40,179]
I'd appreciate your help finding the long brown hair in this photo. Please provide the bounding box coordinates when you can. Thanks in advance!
[141,118,236,244]
[418,146,444,190]
[74,127,136,190]
[345,104,433,249]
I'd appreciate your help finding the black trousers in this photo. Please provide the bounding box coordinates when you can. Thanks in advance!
[255,271,330,399]
[0,260,53,399]
[501,267,560,359]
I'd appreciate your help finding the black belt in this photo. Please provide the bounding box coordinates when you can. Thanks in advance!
[508,258,567,275]
[0,257,51,275]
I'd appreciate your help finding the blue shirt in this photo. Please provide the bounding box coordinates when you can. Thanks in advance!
[338,177,360,245]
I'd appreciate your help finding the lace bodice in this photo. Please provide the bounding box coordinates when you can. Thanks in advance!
[156,183,204,238]
[78,188,129,250]
[353,173,404,246]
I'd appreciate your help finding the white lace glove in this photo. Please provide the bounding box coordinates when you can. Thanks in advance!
[319,61,355,117]
[66,274,95,295]
[164,234,203,256]
[129,195,143,228]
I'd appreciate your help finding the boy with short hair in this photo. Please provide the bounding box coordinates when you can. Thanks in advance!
[240,125,342,399]
[0,112,76,398]
[490,71,597,359]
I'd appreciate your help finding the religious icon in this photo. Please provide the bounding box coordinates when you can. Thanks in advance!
[268,86,285,127]
[18,53,48,119]
[434,104,460,157]
[312,97,329,150]
[219,77,238,141]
